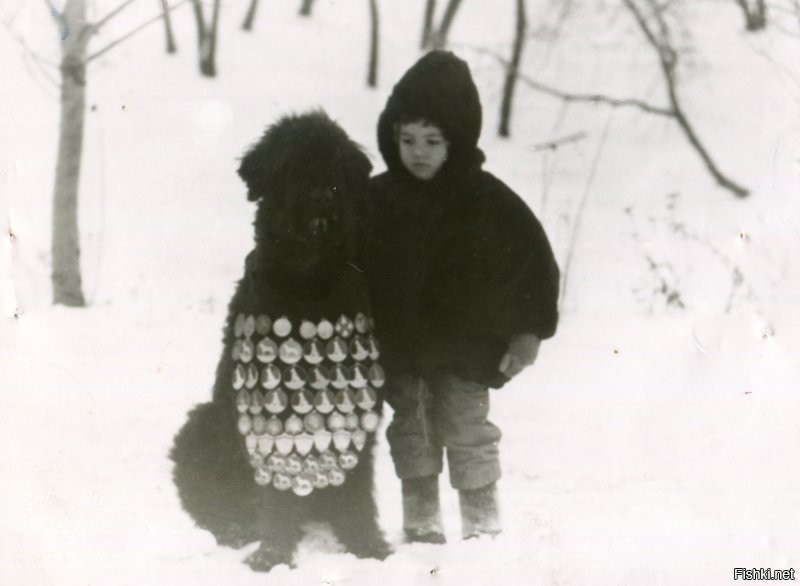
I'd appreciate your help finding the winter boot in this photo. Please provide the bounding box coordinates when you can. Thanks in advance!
[459,482,501,539]
[402,476,446,544]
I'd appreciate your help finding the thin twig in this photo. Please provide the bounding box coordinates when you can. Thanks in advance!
[529,132,587,151]
[475,47,673,116]
[93,0,139,31]
[86,0,190,63]
[772,22,800,39]
[766,2,794,16]
[560,111,615,303]
[744,35,800,89]
[518,71,674,116]
[2,16,59,68]
[1,18,59,89]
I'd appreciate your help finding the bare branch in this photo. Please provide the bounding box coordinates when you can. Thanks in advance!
[529,132,587,151]
[561,112,615,303]
[1,16,59,89]
[86,0,190,63]
[771,21,800,39]
[93,0,139,31]
[473,47,674,116]
[2,14,58,67]
[625,0,676,67]
[622,0,749,197]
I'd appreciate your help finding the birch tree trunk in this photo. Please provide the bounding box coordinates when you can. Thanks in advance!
[52,0,91,306]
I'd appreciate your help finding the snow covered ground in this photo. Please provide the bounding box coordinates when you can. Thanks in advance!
[2,1,800,584]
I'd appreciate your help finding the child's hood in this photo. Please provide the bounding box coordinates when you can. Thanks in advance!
[377,50,484,176]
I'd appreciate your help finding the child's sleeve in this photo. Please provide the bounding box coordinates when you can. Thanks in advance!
[481,182,560,341]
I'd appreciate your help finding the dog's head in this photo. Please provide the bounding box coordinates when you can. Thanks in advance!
[238,111,372,271]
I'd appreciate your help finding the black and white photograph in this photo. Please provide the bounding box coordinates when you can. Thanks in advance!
[1,0,799,584]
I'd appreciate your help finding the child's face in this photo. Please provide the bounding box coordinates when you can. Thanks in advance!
[398,121,449,181]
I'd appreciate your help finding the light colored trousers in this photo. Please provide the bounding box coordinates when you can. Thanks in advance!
[385,372,502,490]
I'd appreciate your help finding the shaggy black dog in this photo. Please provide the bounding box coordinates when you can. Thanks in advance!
[170,111,391,572]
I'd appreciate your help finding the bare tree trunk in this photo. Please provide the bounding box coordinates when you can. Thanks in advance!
[431,0,462,49]
[498,0,527,137]
[242,0,261,31]
[420,0,437,49]
[192,0,220,77]
[754,0,767,28]
[190,0,208,71]
[367,0,379,88]
[52,0,91,306]
[205,0,221,75]
[299,0,316,17]
[160,0,178,53]
[756,1,767,13]
[734,0,767,30]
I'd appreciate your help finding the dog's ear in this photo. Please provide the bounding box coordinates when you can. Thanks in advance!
[237,138,274,202]
[340,143,373,197]
[237,154,258,202]
[238,119,297,202]
[351,145,373,180]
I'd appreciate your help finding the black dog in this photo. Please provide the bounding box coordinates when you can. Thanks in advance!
[170,111,391,572]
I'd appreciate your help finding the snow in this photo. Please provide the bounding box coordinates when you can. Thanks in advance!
[2,0,800,584]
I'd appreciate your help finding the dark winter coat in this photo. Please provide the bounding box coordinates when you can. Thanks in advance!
[366,51,560,389]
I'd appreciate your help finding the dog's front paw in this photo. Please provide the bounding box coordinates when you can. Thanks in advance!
[244,541,294,572]
[349,536,393,561]
[202,518,257,550]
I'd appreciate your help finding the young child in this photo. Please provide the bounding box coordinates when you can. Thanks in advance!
[366,51,560,543]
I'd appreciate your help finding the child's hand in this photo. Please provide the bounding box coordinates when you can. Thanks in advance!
[498,334,541,379]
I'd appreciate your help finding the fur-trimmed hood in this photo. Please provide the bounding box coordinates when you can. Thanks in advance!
[377,51,485,179]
